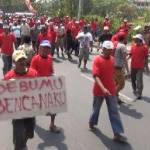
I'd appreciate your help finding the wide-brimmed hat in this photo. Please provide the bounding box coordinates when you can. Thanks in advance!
[133,34,145,43]
[12,50,27,62]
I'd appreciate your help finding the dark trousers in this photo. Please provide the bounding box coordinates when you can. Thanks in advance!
[16,38,21,49]
[12,118,35,150]
[131,68,143,96]
[72,39,79,56]
[2,54,12,75]
[50,43,56,56]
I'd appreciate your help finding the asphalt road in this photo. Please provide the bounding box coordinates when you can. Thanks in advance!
[0,50,150,150]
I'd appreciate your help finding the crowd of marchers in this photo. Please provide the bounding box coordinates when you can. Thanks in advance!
[0,14,149,150]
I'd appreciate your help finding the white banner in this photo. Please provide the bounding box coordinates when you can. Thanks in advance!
[0,76,67,120]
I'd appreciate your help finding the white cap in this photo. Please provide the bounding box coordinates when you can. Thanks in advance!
[133,34,145,43]
[103,26,109,31]
[102,41,114,50]
[124,19,128,22]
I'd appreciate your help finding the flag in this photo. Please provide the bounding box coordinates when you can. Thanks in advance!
[25,0,37,14]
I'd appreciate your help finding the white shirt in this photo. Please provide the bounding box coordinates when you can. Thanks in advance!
[11,25,21,38]
[76,32,91,48]
[21,24,30,36]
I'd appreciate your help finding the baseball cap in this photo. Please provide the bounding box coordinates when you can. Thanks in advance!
[12,50,27,62]
[123,19,128,22]
[133,34,145,43]
[40,40,51,48]
[102,41,114,50]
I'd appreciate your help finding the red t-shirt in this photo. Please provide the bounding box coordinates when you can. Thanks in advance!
[130,43,148,69]
[4,68,37,80]
[92,55,116,96]
[79,19,86,28]
[0,28,3,34]
[28,20,35,28]
[48,29,57,44]
[0,33,16,56]
[111,34,118,43]
[91,21,97,32]
[71,25,79,39]
[103,20,111,28]
[37,33,51,45]
[30,54,53,76]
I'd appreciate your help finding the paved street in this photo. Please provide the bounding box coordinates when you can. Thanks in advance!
[0,50,150,150]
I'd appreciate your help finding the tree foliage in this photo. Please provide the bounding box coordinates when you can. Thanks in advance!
[0,0,146,22]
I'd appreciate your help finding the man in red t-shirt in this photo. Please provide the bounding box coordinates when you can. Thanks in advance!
[0,25,16,75]
[30,40,60,133]
[89,41,127,143]
[117,19,131,37]
[37,26,50,48]
[4,50,37,150]
[103,16,111,29]
[129,34,148,99]
[48,25,57,56]
[91,18,98,39]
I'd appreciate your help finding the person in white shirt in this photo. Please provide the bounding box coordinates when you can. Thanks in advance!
[20,19,30,43]
[55,24,65,57]
[11,21,21,48]
[76,26,91,69]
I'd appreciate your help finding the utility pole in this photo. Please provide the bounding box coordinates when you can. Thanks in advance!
[77,0,82,21]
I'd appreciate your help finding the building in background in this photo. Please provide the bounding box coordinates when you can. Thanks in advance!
[131,0,150,8]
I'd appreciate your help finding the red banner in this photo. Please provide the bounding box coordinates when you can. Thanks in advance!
[25,0,37,14]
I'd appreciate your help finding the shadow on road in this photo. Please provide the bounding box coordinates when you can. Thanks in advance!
[35,124,68,150]
[53,58,63,63]
[80,68,92,74]
[68,59,78,64]
[58,56,68,61]
[142,96,150,103]
[92,128,133,150]
[119,104,143,119]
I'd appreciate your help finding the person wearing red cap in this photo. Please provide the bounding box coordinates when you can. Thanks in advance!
[117,19,131,37]
[111,31,127,54]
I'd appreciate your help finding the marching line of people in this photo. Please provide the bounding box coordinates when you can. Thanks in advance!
[0,15,149,150]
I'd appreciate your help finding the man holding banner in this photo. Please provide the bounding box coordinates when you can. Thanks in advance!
[30,40,61,133]
[4,50,37,150]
